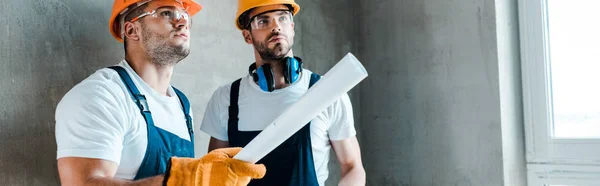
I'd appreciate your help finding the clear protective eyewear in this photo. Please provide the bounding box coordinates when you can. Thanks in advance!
[131,7,190,24]
[247,10,293,30]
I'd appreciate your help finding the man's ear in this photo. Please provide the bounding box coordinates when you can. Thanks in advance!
[123,22,141,42]
[291,22,295,35]
[242,29,253,44]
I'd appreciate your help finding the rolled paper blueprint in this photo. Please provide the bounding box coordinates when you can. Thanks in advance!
[233,52,368,163]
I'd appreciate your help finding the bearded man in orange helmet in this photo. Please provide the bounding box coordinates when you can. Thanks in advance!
[200,0,366,185]
[55,0,265,185]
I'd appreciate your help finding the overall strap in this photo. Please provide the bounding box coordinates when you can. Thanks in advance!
[172,87,194,141]
[228,78,243,135]
[309,72,321,88]
[108,66,155,127]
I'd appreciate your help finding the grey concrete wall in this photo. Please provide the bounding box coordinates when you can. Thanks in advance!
[0,0,355,185]
[0,1,121,185]
[357,0,524,185]
[293,0,359,185]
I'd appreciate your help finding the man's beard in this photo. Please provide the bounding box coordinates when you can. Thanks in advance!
[253,32,292,61]
[142,24,190,67]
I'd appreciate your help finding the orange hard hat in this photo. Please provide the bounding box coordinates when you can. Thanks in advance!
[235,0,300,30]
[109,0,203,42]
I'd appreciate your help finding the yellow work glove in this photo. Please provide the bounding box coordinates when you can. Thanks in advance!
[165,147,266,186]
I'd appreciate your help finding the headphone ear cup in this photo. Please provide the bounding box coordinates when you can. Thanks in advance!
[288,57,301,83]
[256,66,267,92]
[283,57,292,84]
[257,64,275,92]
[264,64,275,92]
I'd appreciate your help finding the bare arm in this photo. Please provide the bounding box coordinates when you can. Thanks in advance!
[331,136,366,186]
[57,157,163,186]
[208,137,230,152]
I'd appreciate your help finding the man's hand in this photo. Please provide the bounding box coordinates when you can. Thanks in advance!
[166,147,266,186]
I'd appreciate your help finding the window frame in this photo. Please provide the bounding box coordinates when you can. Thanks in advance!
[519,0,600,185]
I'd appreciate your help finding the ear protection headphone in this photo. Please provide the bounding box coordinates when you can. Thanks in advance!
[249,56,303,92]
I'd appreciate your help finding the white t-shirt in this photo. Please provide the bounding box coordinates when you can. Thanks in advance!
[55,60,193,180]
[200,70,356,186]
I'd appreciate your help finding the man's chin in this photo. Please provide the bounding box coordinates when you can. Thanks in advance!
[269,47,289,56]
[169,45,191,59]
[171,42,190,51]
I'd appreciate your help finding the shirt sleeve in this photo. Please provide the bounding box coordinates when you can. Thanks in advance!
[55,79,129,164]
[327,93,357,141]
[200,85,230,141]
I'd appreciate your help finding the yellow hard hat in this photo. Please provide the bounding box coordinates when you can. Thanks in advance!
[109,0,203,42]
[235,0,300,30]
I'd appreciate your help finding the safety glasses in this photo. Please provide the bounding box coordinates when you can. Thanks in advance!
[247,10,293,30]
[131,7,190,24]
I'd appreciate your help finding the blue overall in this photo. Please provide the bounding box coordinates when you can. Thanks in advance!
[108,66,194,180]
[228,73,321,186]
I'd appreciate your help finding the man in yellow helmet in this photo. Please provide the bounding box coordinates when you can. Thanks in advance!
[200,0,366,185]
[55,0,265,185]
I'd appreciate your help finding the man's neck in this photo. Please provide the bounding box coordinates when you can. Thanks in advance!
[254,51,295,89]
[125,55,174,96]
